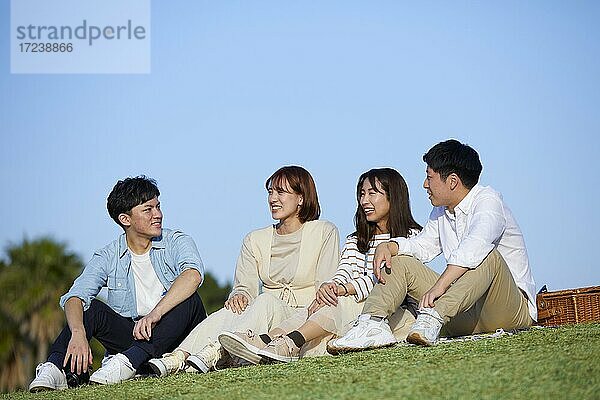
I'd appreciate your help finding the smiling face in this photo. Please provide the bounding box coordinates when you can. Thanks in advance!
[267,178,303,225]
[423,167,453,207]
[360,178,391,233]
[119,196,163,240]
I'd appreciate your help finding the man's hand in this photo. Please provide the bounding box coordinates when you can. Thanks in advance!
[63,329,92,374]
[419,264,468,309]
[419,283,447,309]
[373,241,399,284]
[133,268,201,341]
[133,308,162,340]
[315,282,338,307]
[63,297,92,373]
[224,293,249,314]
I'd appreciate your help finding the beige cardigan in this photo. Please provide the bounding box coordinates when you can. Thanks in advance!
[230,220,340,308]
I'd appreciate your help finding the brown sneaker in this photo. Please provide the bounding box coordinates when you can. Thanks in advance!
[257,335,300,363]
[218,330,267,365]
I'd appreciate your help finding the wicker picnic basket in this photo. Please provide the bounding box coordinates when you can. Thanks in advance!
[536,285,600,326]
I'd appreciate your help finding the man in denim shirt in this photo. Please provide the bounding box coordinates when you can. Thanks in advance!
[29,176,207,391]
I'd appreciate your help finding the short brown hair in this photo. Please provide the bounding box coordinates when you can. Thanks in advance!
[265,166,320,223]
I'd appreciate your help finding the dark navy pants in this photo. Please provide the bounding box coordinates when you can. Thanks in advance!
[48,293,206,371]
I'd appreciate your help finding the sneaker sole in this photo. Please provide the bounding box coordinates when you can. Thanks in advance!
[89,376,111,385]
[218,332,264,365]
[326,340,396,355]
[256,349,298,363]
[89,375,127,385]
[186,355,210,373]
[406,331,435,346]
[147,359,168,377]
[29,384,67,393]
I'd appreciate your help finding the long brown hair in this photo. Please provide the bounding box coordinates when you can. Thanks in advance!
[265,166,321,223]
[354,168,421,253]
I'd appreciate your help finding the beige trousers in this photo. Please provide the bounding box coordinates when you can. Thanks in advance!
[276,296,362,357]
[363,250,533,336]
[178,293,297,354]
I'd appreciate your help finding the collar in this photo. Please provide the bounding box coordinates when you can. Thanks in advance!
[151,233,166,250]
[118,231,165,258]
[118,234,128,258]
[446,184,481,217]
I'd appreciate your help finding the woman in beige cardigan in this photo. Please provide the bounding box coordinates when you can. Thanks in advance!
[148,166,339,376]
[218,168,422,363]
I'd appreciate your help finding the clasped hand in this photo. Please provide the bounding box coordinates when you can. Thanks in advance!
[308,282,343,315]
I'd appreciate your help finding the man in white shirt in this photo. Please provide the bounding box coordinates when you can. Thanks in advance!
[328,139,536,352]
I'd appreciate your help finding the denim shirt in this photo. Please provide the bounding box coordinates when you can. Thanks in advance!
[60,228,204,319]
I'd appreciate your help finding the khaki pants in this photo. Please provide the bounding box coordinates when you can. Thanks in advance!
[363,250,533,336]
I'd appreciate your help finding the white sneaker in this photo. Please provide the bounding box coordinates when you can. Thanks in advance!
[28,362,67,392]
[407,307,444,346]
[186,342,224,373]
[327,314,396,354]
[148,350,187,377]
[89,353,135,385]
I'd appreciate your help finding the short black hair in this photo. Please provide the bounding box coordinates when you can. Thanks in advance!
[423,139,482,189]
[107,176,160,227]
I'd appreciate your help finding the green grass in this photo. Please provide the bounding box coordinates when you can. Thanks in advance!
[4,323,599,400]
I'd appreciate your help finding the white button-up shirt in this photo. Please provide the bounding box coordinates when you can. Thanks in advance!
[391,184,536,321]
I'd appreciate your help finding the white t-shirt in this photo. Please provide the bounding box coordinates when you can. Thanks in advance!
[129,249,165,316]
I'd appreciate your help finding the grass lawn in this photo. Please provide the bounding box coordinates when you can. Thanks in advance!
[3,323,599,400]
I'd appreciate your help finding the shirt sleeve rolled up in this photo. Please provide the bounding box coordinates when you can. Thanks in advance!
[59,250,109,311]
[391,208,443,263]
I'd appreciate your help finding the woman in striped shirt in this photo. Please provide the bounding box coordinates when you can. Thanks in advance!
[218,168,422,363]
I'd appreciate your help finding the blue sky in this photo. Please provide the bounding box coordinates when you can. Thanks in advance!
[1,1,599,292]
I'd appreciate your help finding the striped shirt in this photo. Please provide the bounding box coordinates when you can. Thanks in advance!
[332,230,418,302]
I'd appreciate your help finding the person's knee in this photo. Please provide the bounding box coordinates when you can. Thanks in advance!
[162,293,206,325]
[393,254,420,265]
[250,293,277,308]
[241,293,275,317]
[87,298,104,312]
[82,299,117,332]
[85,299,110,320]
[390,255,418,276]
[480,249,507,273]
[184,292,204,310]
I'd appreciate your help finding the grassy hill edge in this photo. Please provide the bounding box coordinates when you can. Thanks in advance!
[3,323,599,400]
